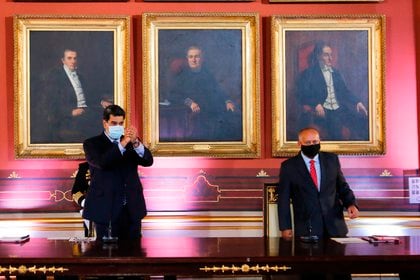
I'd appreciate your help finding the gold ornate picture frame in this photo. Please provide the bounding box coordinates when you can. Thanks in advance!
[270,0,382,2]
[142,13,260,158]
[145,0,253,2]
[14,15,130,159]
[271,15,385,156]
[14,0,128,2]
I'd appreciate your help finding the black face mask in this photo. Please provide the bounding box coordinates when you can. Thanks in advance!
[301,143,321,158]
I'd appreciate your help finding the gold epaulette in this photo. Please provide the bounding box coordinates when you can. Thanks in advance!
[72,191,84,206]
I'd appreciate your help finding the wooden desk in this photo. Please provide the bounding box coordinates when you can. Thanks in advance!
[1,237,420,277]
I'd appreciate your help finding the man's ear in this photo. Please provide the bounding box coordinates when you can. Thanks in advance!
[102,120,108,130]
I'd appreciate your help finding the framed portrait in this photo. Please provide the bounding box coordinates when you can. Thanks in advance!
[142,13,260,158]
[271,15,385,156]
[14,15,130,159]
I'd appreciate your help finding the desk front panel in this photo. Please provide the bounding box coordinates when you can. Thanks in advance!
[1,237,420,276]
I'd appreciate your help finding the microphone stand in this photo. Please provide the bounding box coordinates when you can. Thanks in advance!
[102,184,118,244]
[102,220,118,243]
[300,217,319,243]
[299,186,319,243]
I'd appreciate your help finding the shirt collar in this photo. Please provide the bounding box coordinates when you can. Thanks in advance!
[300,152,319,164]
[63,64,76,75]
[320,65,334,73]
[104,131,119,143]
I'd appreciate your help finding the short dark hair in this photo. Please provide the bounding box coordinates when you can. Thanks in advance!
[308,41,330,67]
[103,105,125,121]
[62,48,77,58]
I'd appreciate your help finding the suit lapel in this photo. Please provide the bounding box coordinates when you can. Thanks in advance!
[319,152,327,193]
[315,66,328,93]
[99,132,115,150]
[100,131,109,142]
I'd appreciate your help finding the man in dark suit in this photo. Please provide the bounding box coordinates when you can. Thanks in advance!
[296,41,368,141]
[277,127,359,280]
[83,105,153,240]
[277,127,359,240]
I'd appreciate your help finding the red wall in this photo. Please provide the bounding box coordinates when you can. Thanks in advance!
[415,0,420,167]
[0,0,418,212]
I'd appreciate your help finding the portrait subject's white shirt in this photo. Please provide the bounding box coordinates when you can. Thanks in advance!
[63,65,88,108]
[320,65,339,110]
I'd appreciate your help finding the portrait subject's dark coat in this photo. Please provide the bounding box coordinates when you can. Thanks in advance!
[295,65,368,140]
[42,66,98,143]
[277,151,357,238]
[82,132,154,225]
[169,67,241,141]
[296,65,359,109]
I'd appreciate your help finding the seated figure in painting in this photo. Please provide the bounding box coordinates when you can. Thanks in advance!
[164,45,242,142]
[295,41,368,141]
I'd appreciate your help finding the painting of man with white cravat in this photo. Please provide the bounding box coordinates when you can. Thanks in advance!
[26,28,117,146]
[295,40,369,141]
[39,49,94,143]
[31,46,112,144]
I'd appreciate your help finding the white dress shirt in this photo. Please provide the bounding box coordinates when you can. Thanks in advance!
[63,65,88,108]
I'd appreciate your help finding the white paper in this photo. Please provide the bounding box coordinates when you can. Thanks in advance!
[0,234,30,243]
[330,237,369,244]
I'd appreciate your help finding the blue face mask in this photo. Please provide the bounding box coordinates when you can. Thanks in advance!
[108,125,124,140]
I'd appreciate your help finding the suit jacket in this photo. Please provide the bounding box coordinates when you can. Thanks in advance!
[296,65,359,110]
[277,152,357,238]
[44,67,91,123]
[43,66,96,142]
[82,133,153,225]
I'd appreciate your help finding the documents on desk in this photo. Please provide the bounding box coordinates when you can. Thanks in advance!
[68,237,96,243]
[361,235,401,244]
[332,235,401,245]
[330,237,369,244]
[0,234,30,243]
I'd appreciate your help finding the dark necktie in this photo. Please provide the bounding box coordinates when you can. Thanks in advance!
[310,160,318,189]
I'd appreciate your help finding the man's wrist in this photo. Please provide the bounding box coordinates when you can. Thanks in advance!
[133,138,141,148]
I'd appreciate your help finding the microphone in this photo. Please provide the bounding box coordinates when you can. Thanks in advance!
[300,217,319,243]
